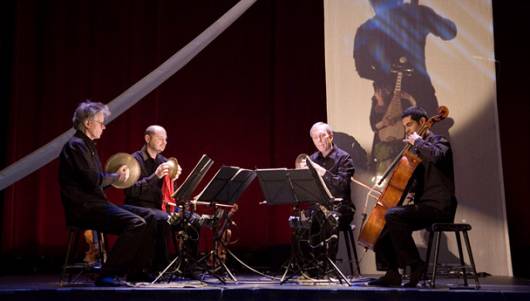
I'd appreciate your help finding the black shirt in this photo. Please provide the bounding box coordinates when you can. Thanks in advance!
[408,132,456,213]
[309,145,355,207]
[124,145,168,209]
[59,131,118,223]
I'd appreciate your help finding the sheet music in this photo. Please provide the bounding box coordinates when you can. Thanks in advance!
[304,156,334,200]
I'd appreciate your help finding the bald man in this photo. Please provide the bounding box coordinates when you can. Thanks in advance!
[124,125,181,275]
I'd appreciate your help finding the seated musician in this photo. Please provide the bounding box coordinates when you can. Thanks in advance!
[368,106,457,287]
[59,101,156,286]
[306,122,356,263]
[124,125,183,274]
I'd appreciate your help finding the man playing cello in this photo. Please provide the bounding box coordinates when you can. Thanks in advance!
[368,106,457,287]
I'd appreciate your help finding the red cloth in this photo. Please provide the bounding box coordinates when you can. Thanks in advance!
[161,175,175,213]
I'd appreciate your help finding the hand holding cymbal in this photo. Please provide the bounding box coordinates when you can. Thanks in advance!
[166,157,182,181]
[104,153,141,189]
[155,162,170,179]
[295,153,309,169]
[117,164,130,183]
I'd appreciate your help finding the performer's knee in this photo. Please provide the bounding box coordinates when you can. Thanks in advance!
[384,207,403,224]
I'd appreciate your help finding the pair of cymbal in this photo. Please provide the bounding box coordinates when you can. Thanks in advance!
[104,153,179,189]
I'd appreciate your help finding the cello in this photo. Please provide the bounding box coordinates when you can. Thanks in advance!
[357,106,449,249]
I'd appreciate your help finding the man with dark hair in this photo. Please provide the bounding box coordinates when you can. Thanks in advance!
[124,125,182,271]
[368,106,457,287]
[401,106,428,122]
[59,100,156,286]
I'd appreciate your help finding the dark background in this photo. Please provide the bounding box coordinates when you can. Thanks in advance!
[1,0,528,277]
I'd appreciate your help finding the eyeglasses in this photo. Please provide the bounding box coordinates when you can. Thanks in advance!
[92,119,105,126]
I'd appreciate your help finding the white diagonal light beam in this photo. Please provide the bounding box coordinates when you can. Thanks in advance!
[0,0,257,191]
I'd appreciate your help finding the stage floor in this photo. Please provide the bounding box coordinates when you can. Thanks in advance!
[1,273,530,301]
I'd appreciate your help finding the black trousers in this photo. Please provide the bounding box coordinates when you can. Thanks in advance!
[139,207,171,270]
[374,204,452,271]
[337,203,355,231]
[67,201,156,276]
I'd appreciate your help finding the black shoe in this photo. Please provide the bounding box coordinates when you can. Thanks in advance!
[367,270,402,287]
[179,270,203,281]
[95,275,129,287]
[402,261,427,288]
[126,272,156,283]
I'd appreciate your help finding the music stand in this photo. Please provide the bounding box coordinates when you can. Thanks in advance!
[197,166,256,205]
[255,168,350,285]
[194,166,256,283]
[172,154,214,201]
[153,154,213,284]
[256,168,334,206]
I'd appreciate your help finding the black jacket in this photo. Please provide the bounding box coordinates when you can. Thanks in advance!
[408,132,456,213]
[59,131,118,224]
[310,145,355,206]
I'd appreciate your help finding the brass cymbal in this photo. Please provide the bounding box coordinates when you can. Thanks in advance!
[295,153,309,169]
[166,157,181,179]
[104,153,141,189]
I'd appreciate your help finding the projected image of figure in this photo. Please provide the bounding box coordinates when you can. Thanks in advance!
[353,0,456,174]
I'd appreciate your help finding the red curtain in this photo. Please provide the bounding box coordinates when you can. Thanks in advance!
[1,0,327,257]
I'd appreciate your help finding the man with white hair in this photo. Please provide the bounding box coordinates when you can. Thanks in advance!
[309,122,356,227]
[59,100,156,286]
[307,122,356,266]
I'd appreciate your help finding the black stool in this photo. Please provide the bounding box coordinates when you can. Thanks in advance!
[424,223,480,289]
[60,227,106,286]
[340,224,361,276]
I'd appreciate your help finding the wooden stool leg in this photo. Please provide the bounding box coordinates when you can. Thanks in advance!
[98,232,107,264]
[463,231,481,289]
[455,231,468,286]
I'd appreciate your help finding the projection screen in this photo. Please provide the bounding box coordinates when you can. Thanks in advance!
[324,0,511,276]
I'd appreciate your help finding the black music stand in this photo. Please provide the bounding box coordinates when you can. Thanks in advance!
[153,154,213,284]
[255,168,350,285]
[172,154,214,201]
[197,166,256,205]
[194,166,256,283]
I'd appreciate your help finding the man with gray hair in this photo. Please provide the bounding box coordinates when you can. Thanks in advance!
[306,122,356,267]
[309,122,356,228]
[59,100,156,286]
